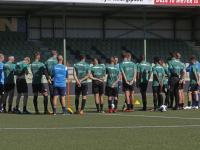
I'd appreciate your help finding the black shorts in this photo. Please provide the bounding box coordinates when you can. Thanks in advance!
[122,82,135,92]
[48,81,54,95]
[179,83,183,90]
[32,84,47,93]
[139,83,148,92]
[0,84,4,95]
[105,86,118,97]
[152,86,162,93]
[188,84,199,92]
[75,83,88,96]
[162,84,168,93]
[92,81,104,95]
[16,79,28,93]
[168,77,179,91]
[4,84,15,92]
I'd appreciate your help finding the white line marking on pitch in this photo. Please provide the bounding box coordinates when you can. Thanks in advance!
[0,125,200,130]
[102,114,200,120]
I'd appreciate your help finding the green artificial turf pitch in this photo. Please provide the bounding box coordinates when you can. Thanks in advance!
[1,94,200,150]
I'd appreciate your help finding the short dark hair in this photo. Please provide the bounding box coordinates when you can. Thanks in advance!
[79,53,85,60]
[170,52,176,58]
[159,58,164,63]
[92,58,97,62]
[127,53,131,59]
[190,55,196,61]
[113,56,118,59]
[51,50,57,56]
[121,51,127,59]
[34,52,40,59]
[140,55,145,60]
[154,56,160,63]
[110,57,115,63]
[167,57,171,61]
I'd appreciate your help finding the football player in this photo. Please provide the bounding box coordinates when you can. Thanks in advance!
[120,51,136,112]
[73,53,91,115]
[136,55,152,111]
[3,56,15,113]
[14,57,31,114]
[90,58,106,113]
[52,55,69,115]
[106,57,121,113]
[31,52,52,114]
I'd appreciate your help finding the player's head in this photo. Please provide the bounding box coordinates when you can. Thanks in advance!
[159,58,164,66]
[167,57,171,63]
[110,57,115,64]
[127,53,131,60]
[57,55,63,63]
[140,55,145,61]
[23,57,30,65]
[121,51,127,59]
[51,50,58,57]
[190,55,196,64]
[79,53,86,61]
[8,56,14,63]
[154,56,160,64]
[176,53,181,60]
[92,58,98,65]
[0,54,4,62]
[113,56,118,65]
[170,52,176,59]
[34,52,40,60]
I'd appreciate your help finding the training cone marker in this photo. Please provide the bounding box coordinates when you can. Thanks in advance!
[67,108,73,114]
[134,100,140,105]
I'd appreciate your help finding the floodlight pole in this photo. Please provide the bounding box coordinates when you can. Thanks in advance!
[63,6,66,66]
[143,8,146,59]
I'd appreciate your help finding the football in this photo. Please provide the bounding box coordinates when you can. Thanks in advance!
[160,105,167,112]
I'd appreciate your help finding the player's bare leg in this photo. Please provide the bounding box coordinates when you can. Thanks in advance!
[124,91,130,112]
[100,94,104,113]
[130,90,135,112]
[94,93,100,112]
[178,89,182,109]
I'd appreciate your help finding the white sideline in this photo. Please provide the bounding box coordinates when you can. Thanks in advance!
[1,125,200,130]
[103,114,200,120]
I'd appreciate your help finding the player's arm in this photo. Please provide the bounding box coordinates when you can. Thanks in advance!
[111,74,121,88]
[73,70,80,85]
[79,71,91,83]
[89,74,102,82]
[79,65,91,83]
[0,64,3,75]
[121,71,128,83]
[148,65,152,81]
[65,66,69,79]
[148,71,152,81]
[136,65,140,87]
[160,73,165,86]
[130,69,137,85]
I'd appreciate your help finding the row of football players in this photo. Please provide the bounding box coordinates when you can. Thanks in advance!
[0,50,198,114]
[73,51,200,114]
